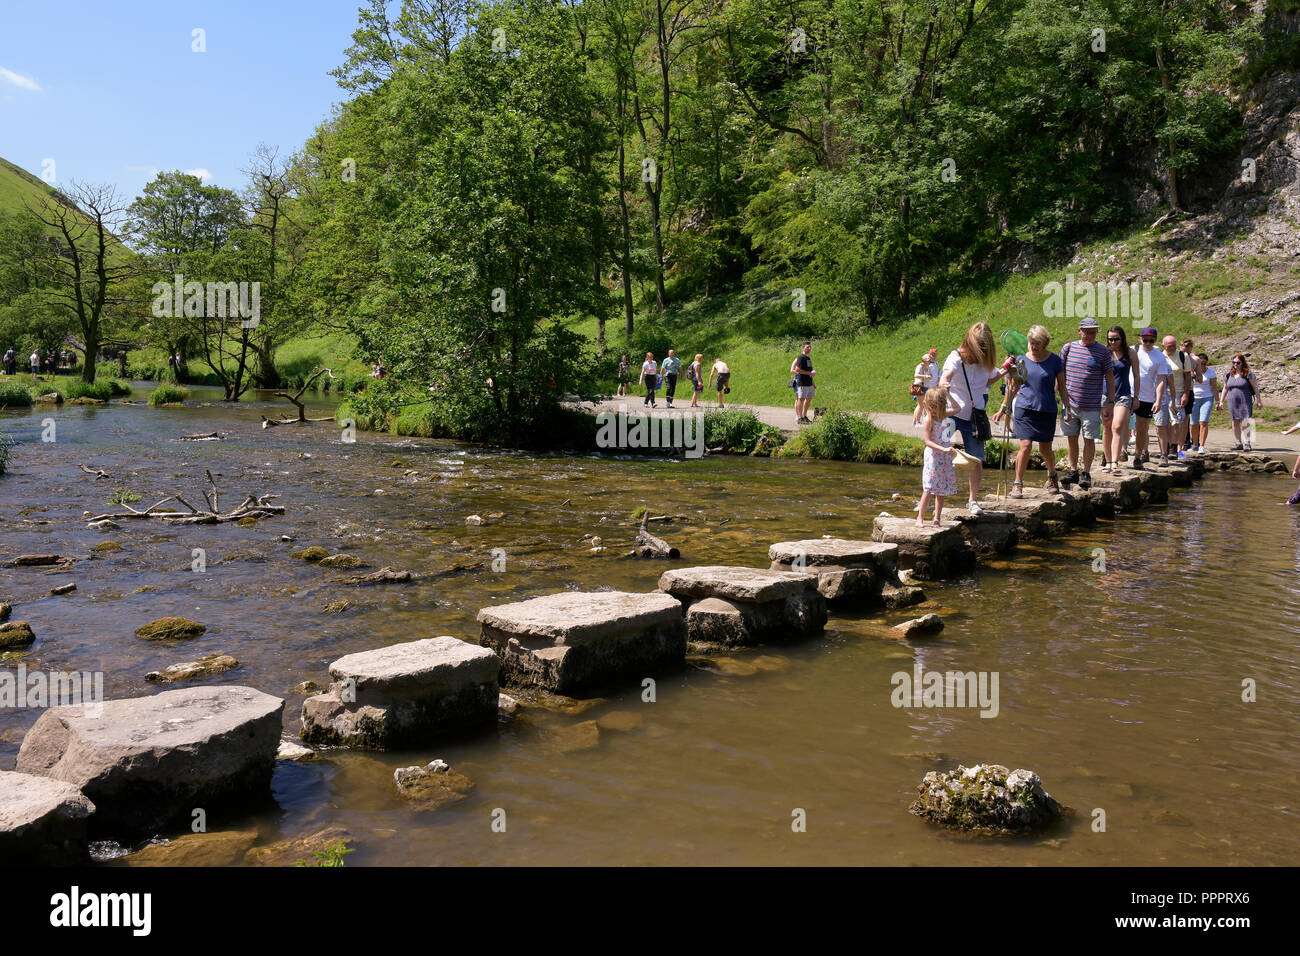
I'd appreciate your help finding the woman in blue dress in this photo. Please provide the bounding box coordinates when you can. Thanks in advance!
[993,325,1071,496]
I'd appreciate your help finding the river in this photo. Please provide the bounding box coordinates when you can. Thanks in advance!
[2,384,1297,865]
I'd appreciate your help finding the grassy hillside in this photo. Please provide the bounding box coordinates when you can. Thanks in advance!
[0,157,61,222]
[572,227,1292,428]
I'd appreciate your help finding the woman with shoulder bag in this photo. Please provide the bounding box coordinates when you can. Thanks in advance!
[937,324,1006,514]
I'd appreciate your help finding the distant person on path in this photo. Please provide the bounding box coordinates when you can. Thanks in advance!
[639,352,659,407]
[661,349,682,408]
[1188,353,1217,453]
[996,325,1069,496]
[917,386,959,527]
[686,354,704,408]
[1218,354,1263,450]
[1059,317,1114,489]
[1101,326,1140,475]
[911,348,939,425]
[791,341,815,423]
[1134,328,1170,468]
[709,358,730,407]
[3,348,14,375]
[30,350,40,376]
[616,355,630,397]
[1160,335,1194,460]
[937,322,1006,515]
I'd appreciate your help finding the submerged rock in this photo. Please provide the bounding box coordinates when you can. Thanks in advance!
[910,764,1062,834]
[0,621,36,649]
[393,760,475,810]
[90,541,124,553]
[292,546,329,562]
[120,829,258,867]
[276,741,316,762]
[9,554,63,567]
[50,583,77,596]
[319,553,364,569]
[244,826,352,867]
[0,602,10,622]
[893,613,944,637]
[145,653,238,684]
[135,617,206,641]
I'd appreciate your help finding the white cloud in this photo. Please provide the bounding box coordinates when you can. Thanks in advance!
[0,66,41,92]
[184,168,212,181]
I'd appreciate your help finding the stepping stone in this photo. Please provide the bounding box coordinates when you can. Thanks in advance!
[870,518,977,580]
[15,685,283,842]
[1088,471,1144,510]
[300,636,499,750]
[768,539,917,607]
[658,566,826,646]
[0,770,96,865]
[944,509,1020,554]
[478,591,684,694]
[974,495,1069,540]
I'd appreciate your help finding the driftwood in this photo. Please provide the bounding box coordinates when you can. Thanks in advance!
[340,567,415,586]
[634,511,680,559]
[262,367,337,427]
[178,432,222,441]
[78,464,110,480]
[85,473,284,526]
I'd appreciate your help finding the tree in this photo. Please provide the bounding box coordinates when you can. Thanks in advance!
[23,182,140,382]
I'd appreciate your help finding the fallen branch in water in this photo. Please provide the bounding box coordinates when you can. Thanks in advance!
[178,432,222,441]
[262,367,338,426]
[634,511,680,559]
[85,474,283,526]
[78,464,110,480]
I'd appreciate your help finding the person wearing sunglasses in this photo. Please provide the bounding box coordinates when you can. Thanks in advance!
[1188,353,1217,452]
[1102,326,1141,475]
[1134,327,1171,466]
[1059,317,1115,489]
[1217,354,1263,450]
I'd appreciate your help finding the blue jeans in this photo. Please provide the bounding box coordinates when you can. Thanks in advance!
[948,415,985,462]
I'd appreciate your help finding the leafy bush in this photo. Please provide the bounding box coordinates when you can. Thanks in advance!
[148,384,189,406]
[780,410,923,465]
[106,378,133,397]
[0,383,32,407]
[703,407,782,455]
[63,380,115,401]
[0,428,12,474]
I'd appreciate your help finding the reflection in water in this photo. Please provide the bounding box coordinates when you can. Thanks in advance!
[0,386,1297,865]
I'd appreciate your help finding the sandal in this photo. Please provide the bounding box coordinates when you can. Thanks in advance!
[1010,479,1024,499]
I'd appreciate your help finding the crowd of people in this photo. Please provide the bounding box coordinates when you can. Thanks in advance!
[912,318,1293,525]
[620,351,730,410]
[3,347,78,376]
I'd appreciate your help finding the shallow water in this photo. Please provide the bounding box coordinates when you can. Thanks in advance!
[2,385,1298,865]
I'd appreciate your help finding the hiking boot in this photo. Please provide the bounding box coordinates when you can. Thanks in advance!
[1079,471,1092,490]
[1045,474,1060,493]
[1063,469,1080,488]
[1131,458,1144,471]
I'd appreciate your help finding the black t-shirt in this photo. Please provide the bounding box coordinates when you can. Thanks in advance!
[795,354,813,387]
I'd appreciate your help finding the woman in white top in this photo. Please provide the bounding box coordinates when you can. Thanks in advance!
[937,322,1007,515]
[1188,353,1217,453]
[638,352,659,408]
[911,349,939,425]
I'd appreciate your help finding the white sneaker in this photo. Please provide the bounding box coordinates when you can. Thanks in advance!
[967,500,983,515]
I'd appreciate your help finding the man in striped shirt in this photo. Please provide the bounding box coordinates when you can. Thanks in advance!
[1059,317,1115,490]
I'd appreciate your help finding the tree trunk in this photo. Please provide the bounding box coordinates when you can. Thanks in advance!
[81,331,99,383]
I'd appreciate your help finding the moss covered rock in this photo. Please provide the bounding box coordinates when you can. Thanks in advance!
[134,617,207,641]
[292,546,329,562]
[910,763,1062,834]
[0,622,35,649]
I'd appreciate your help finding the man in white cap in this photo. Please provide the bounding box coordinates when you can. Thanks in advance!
[1059,316,1115,489]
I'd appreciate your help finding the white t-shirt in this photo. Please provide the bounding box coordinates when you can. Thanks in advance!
[1136,347,1170,403]
[641,360,657,377]
[1191,365,1216,400]
[913,361,938,388]
[941,350,993,418]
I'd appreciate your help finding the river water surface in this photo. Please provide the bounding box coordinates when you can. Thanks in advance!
[2,385,1297,865]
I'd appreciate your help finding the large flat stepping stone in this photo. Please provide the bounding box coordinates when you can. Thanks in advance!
[974,495,1070,540]
[478,591,685,695]
[658,566,826,646]
[15,685,283,842]
[301,637,499,750]
[768,539,914,607]
[0,770,96,865]
[943,510,1020,555]
[871,517,976,580]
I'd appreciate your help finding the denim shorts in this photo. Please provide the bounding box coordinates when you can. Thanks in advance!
[1190,395,1213,424]
[949,415,984,462]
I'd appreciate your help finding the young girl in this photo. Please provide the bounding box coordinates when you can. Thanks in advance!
[917,386,958,527]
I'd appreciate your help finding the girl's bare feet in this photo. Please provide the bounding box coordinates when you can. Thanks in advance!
[930,519,942,527]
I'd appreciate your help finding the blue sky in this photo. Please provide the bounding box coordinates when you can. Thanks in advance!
[0,0,365,200]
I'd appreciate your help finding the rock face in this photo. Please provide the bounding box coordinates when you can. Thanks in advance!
[768,539,919,607]
[145,653,239,684]
[0,770,96,865]
[871,517,976,579]
[658,566,826,646]
[15,685,283,841]
[300,637,499,749]
[134,617,206,640]
[910,764,1063,834]
[0,621,35,648]
[478,590,685,694]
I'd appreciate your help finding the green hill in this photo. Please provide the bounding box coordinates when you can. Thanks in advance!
[0,156,64,223]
